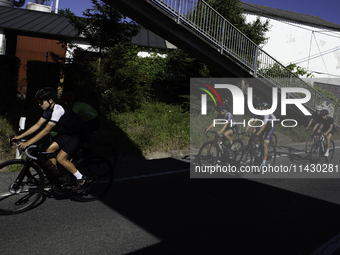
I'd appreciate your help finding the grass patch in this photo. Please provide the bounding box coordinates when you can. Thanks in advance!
[108,100,190,154]
[0,115,16,161]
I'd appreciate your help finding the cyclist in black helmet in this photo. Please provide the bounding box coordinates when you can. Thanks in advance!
[60,92,101,136]
[11,87,90,191]
[204,103,238,147]
[314,109,337,157]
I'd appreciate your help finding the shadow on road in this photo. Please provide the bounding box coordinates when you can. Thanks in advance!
[100,155,340,255]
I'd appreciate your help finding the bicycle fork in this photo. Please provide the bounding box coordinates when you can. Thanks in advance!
[10,159,36,194]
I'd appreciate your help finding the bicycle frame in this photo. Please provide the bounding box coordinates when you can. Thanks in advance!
[244,135,264,165]
[11,145,65,192]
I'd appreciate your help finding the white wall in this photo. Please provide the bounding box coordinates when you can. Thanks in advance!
[245,13,340,83]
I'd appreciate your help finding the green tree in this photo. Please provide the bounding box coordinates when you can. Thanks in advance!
[60,0,148,114]
[61,0,140,53]
[206,0,270,45]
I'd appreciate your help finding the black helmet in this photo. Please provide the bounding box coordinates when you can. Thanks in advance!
[320,109,329,116]
[35,87,57,101]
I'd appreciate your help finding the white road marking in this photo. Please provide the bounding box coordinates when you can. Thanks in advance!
[113,168,190,182]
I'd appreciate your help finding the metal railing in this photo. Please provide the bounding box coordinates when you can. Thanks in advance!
[150,0,340,127]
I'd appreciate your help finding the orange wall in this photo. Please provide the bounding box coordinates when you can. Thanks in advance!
[16,35,65,94]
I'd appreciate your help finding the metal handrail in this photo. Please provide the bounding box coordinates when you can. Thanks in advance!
[150,0,340,127]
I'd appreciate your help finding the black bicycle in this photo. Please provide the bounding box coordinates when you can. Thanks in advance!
[305,130,318,156]
[0,137,114,215]
[197,130,243,166]
[309,133,335,163]
[233,133,277,177]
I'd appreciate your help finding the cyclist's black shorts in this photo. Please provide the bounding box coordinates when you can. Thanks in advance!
[225,125,238,135]
[54,127,90,156]
[322,127,337,136]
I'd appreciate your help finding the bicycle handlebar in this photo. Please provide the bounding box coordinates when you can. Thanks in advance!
[204,130,219,138]
[9,135,39,160]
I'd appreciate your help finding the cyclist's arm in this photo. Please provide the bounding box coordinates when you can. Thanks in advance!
[205,122,215,133]
[324,124,333,136]
[218,121,229,135]
[312,123,322,134]
[306,118,313,129]
[18,122,54,149]
[14,118,46,140]
[245,119,255,133]
[256,124,266,136]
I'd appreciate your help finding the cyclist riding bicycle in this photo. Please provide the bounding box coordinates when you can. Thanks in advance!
[254,102,276,166]
[11,87,90,191]
[60,92,101,136]
[306,106,322,132]
[315,109,337,157]
[204,103,238,148]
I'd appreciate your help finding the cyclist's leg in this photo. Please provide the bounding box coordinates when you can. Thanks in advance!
[223,128,234,146]
[262,128,274,165]
[55,132,89,189]
[46,141,59,165]
[324,131,335,156]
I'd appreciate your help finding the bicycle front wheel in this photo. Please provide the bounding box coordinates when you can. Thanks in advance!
[266,144,277,166]
[197,141,220,166]
[0,159,44,215]
[310,143,321,164]
[305,135,315,155]
[226,139,243,163]
[73,155,114,202]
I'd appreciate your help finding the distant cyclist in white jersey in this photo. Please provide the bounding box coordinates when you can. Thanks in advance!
[255,102,276,166]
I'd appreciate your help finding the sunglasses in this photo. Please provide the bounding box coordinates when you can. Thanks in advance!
[37,100,44,105]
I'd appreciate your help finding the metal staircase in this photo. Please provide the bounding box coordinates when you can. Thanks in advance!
[105,0,339,127]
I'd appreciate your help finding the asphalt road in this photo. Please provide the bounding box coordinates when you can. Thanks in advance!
[1,141,340,255]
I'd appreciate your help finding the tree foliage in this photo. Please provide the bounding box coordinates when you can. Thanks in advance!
[206,0,270,45]
[61,0,140,53]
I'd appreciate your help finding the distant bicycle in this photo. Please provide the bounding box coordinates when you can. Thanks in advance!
[309,133,335,163]
[0,136,114,215]
[305,130,318,156]
[233,133,276,177]
[197,131,243,166]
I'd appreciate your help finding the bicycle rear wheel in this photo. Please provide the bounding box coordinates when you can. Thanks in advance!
[73,155,114,202]
[269,133,278,147]
[88,142,118,169]
[0,159,44,215]
[197,141,220,166]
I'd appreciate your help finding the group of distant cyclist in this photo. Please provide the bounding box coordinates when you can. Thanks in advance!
[204,100,275,166]
[203,99,337,166]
